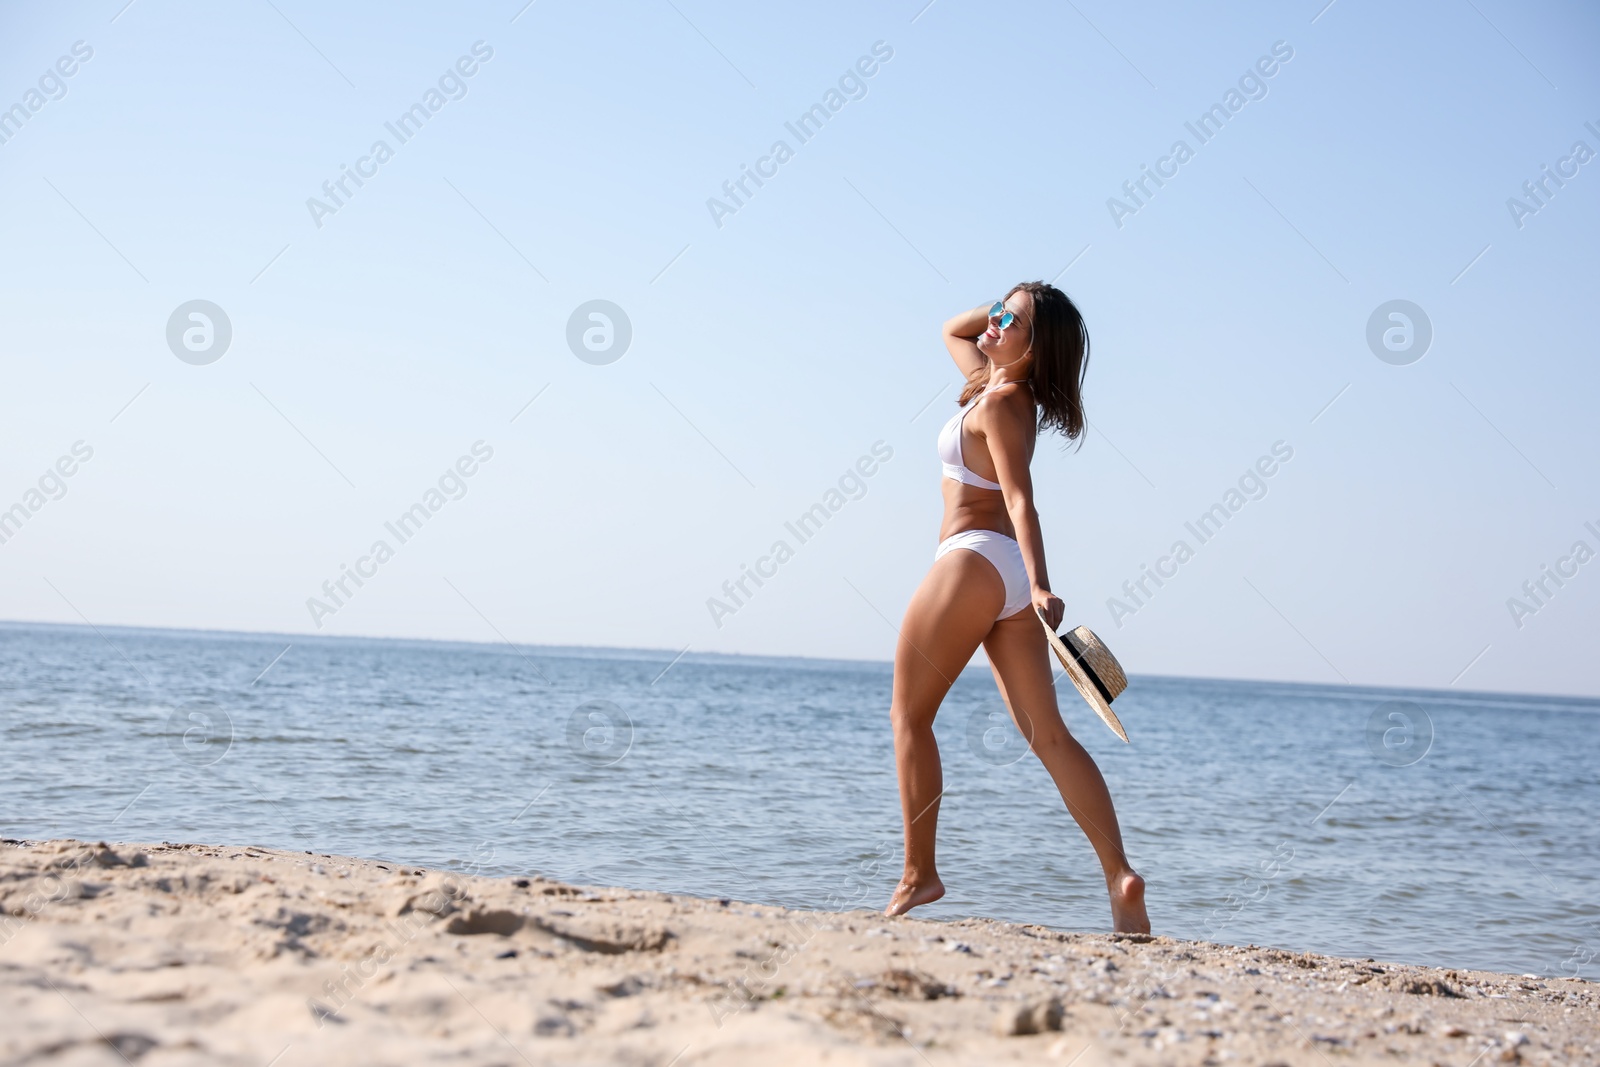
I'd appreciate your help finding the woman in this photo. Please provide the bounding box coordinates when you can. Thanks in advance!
[884,281,1149,934]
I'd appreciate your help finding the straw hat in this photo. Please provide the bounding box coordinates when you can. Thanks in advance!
[1038,614,1130,742]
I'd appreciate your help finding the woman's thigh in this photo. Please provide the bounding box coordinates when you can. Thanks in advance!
[982,609,1071,745]
[892,549,1005,727]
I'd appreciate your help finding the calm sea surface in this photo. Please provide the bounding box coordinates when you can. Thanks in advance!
[3,621,1596,978]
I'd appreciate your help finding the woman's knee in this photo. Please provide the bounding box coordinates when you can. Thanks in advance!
[1027,720,1077,757]
[889,699,936,734]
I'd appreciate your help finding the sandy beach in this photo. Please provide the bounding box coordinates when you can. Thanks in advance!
[2,839,1593,1066]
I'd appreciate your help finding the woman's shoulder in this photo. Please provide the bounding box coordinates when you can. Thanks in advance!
[973,381,1037,432]
[981,381,1036,414]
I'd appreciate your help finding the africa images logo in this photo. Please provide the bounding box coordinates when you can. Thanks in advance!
[305,42,494,229]
[166,300,232,365]
[1365,300,1431,366]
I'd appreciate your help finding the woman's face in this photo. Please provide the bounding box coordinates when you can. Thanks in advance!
[976,290,1034,368]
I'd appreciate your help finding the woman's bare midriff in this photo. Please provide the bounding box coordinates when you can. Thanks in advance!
[938,479,1014,543]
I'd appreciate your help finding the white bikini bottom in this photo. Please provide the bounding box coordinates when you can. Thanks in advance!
[934,529,1032,621]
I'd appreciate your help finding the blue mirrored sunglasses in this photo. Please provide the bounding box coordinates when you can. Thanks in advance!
[988,300,1023,331]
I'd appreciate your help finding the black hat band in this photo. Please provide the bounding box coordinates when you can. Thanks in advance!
[1063,634,1114,704]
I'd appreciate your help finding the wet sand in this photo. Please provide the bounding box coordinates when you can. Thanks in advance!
[2,838,1594,1065]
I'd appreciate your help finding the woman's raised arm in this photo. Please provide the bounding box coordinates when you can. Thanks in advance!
[941,304,991,379]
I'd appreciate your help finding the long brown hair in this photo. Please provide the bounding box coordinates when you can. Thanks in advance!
[957,281,1090,445]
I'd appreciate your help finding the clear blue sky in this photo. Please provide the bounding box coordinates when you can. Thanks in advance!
[2,0,1597,697]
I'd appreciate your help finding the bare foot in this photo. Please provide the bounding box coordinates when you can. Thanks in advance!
[884,877,944,917]
[1110,870,1150,934]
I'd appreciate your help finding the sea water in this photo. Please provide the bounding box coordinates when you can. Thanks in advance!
[2,621,1595,978]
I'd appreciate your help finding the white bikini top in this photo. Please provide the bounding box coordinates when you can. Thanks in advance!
[937,387,1003,491]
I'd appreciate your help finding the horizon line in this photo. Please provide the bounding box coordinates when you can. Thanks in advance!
[2,615,1596,707]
